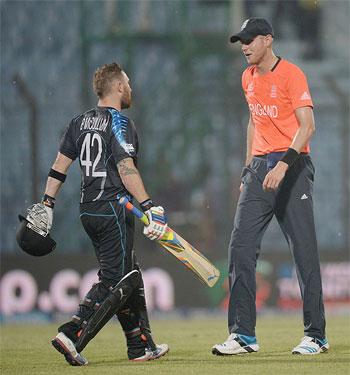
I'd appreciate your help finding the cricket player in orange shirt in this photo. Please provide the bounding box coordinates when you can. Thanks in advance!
[212,18,329,356]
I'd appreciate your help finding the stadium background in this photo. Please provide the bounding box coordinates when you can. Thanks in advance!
[1,0,349,320]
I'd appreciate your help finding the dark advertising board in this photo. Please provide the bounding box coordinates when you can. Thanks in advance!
[1,250,349,320]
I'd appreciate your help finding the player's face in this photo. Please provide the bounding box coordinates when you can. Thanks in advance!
[240,35,270,65]
[120,72,132,109]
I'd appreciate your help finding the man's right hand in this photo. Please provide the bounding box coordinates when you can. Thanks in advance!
[239,183,244,192]
[143,206,167,240]
[262,161,288,191]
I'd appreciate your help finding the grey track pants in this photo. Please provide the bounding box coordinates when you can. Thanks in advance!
[228,155,326,339]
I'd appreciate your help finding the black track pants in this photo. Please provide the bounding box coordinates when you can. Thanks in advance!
[80,199,135,285]
[58,199,137,342]
[228,155,326,339]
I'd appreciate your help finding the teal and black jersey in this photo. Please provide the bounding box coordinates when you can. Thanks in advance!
[59,106,138,203]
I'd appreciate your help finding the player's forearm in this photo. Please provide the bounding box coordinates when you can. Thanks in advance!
[122,173,150,203]
[289,126,315,153]
[245,116,254,165]
[117,158,150,203]
[276,107,315,170]
[45,178,64,198]
[290,106,315,152]
[44,152,73,198]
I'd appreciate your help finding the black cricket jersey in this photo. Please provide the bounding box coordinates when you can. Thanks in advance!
[59,106,138,203]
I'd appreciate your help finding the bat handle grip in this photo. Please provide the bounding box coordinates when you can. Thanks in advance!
[118,196,150,225]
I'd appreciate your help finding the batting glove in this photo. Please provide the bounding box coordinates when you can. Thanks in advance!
[25,203,53,235]
[143,206,167,240]
[43,205,53,231]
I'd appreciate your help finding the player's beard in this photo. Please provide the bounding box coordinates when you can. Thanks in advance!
[121,92,131,109]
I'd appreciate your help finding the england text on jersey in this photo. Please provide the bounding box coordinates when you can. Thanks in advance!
[248,103,278,118]
[242,59,313,155]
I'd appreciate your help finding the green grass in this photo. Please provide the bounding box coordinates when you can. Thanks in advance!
[1,315,349,375]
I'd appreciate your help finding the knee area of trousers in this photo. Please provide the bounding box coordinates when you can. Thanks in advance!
[230,234,255,250]
[86,282,110,299]
[230,250,256,266]
[77,282,110,317]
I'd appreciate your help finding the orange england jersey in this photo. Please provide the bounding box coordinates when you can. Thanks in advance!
[242,58,313,155]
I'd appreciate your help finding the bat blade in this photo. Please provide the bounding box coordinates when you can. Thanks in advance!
[119,197,220,287]
[159,228,220,287]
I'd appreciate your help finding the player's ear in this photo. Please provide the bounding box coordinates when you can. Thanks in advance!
[112,78,123,93]
[117,79,124,93]
[265,35,273,47]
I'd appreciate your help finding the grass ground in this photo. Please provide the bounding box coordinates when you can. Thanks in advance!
[1,315,349,375]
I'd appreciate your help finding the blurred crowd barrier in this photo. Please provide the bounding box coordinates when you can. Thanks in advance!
[1,252,349,320]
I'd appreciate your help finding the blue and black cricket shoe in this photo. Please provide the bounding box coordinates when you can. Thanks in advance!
[212,333,259,355]
[292,336,329,355]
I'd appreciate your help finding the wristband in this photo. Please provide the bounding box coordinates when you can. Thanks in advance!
[140,199,154,212]
[280,148,299,167]
[42,194,55,208]
[49,168,66,183]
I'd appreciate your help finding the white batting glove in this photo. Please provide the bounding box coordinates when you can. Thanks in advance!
[41,195,55,231]
[43,205,53,231]
[143,206,167,240]
[26,203,53,235]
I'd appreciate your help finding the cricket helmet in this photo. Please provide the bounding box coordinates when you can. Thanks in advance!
[16,215,56,256]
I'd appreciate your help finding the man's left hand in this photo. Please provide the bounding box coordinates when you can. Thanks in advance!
[262,161,289,192]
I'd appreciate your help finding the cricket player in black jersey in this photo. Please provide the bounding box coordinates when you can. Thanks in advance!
[33,63,169,365]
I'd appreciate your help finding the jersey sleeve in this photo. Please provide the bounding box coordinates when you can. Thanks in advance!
[287,66,313,109]
[111,118,138,164]
[59,118,78,160]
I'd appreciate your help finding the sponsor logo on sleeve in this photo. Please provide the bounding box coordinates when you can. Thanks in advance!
[270,84,277,98]
[124,143,135,154]
[300,91,311,100]
[247,82,254,97]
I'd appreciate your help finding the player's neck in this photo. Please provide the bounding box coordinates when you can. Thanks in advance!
[97,98,121,111]
[256,51,278,75]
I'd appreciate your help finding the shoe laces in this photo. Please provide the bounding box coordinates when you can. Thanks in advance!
[223,333,238,344]
[299,336,318,347]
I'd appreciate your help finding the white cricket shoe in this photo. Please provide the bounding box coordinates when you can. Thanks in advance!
[51,332,88,366]
[292,336,330,355]
[147,343,169,360]
[129,350,153,362]
[130,344,169,362]
[212,333,259,355]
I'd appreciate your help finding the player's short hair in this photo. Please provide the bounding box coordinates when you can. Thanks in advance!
[93,63,123,98]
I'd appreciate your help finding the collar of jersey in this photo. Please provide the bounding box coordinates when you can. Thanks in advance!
[97,106,120,112]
